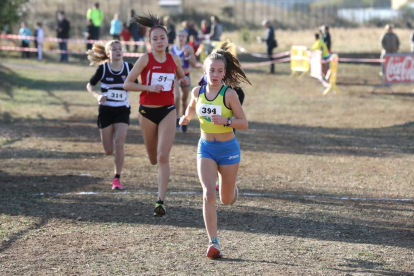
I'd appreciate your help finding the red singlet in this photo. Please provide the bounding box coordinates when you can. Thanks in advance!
[140,52,177,105]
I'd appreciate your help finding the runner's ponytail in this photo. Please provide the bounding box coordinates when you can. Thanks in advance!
[132,12,167,37]
[205,41,252,87]
[87,40,121,66]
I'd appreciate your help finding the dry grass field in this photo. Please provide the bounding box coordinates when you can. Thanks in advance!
[1,53,413,275]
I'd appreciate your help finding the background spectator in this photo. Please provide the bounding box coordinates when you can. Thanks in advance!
[200,19,210,35]
[411,32,414,52]
[84,19,98,50]
[258,20,277,74]
[120,23,131,52]
[110,13,122,40]
[34,22,43,61]
[208,15,222,41]
[380,24,399,57]
[127,9,141,52]
[2,23,10,35]
[164,16,176,46]
[86,2,104,39]
[19,21,31,58]
[320,25,331,53]
[182,20,198,44]
[310,33,330,76]
[57,11,70,62]
[188,34,200,54]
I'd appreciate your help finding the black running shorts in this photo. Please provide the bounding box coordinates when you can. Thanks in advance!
[97,105,131,129]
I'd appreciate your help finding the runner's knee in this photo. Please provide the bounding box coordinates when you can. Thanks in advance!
[203,189,216,204]
[114,138,125,150]
[157,152,169,165]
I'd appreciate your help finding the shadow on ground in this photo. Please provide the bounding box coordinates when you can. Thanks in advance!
[2,115,414,157]
[1,170,413,258]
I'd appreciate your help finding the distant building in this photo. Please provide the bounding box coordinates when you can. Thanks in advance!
[391,0,409,9]
[338,8,400,23]
[158,0,182,14]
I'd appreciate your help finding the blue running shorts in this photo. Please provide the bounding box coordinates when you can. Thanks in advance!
[197,137,241,165]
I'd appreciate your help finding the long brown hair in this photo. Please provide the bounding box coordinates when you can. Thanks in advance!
[204,41,252,87]
[86,40,122,66]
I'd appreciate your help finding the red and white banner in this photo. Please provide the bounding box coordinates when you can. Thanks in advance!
[383,54,414,84]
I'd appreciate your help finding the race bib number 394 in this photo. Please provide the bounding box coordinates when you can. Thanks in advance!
[197,104,222,117]
[151,73,175,91]
[107,90,127,101]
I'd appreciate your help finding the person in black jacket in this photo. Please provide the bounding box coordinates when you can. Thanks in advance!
[164,16,176,44]
[320,25,331,53]
[57,11,70,62]
[126,9,141,52]
[258,20,277,74]
[84,19,99,50]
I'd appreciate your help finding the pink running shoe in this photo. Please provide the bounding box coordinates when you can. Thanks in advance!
[206,242,223,259]
[111,178,123,190]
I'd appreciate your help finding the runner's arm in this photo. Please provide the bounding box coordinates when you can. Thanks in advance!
[186,47,197,68]
[123,54,163,93]
[172,54,190,85]
[179,86,199,125]
[87,65,106,104]
[226,88,248,130]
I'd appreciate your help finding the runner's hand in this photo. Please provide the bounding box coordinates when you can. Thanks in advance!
[178,76,190,86]
[179,115,189,126]
[149,84,164,93]
[211,114,225,125]
[96,95,106,104]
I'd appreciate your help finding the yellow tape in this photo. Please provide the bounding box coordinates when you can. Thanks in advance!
[323,54,341,95]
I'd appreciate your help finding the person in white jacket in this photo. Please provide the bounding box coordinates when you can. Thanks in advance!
[35,22,44,61]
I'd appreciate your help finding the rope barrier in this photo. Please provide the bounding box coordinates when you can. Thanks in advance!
[1,34,386,65]
[0,46,144,57]
[0,34,146,46]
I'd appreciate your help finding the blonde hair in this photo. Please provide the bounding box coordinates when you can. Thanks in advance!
[177,29,188,36]
[87,40,122,66]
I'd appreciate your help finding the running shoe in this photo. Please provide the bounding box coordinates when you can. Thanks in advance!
[154,200,166,217]
[229,186,239,205]
[111,178,123,190]
[215,180,219,191]
[206,239,223,259]
[176,118,180,129]
[181,124,187,133]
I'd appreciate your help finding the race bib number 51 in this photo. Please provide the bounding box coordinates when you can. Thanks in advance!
[198,104,222,117]
[151,73,175,91]
[107,90,127,101]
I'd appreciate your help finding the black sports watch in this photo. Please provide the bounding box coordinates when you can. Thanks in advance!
[225,118,232,127]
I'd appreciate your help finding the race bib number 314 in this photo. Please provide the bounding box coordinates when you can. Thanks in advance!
[151,73,175,91]
[107,90,127,101]
[198,104,222,117]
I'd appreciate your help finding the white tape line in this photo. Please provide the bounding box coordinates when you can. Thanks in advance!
[338,57,384,63]
[0,46,144,57]
[237,46,290,59]
[32,191,413,202]
[0,34,147,46]
[241,56,291,68]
